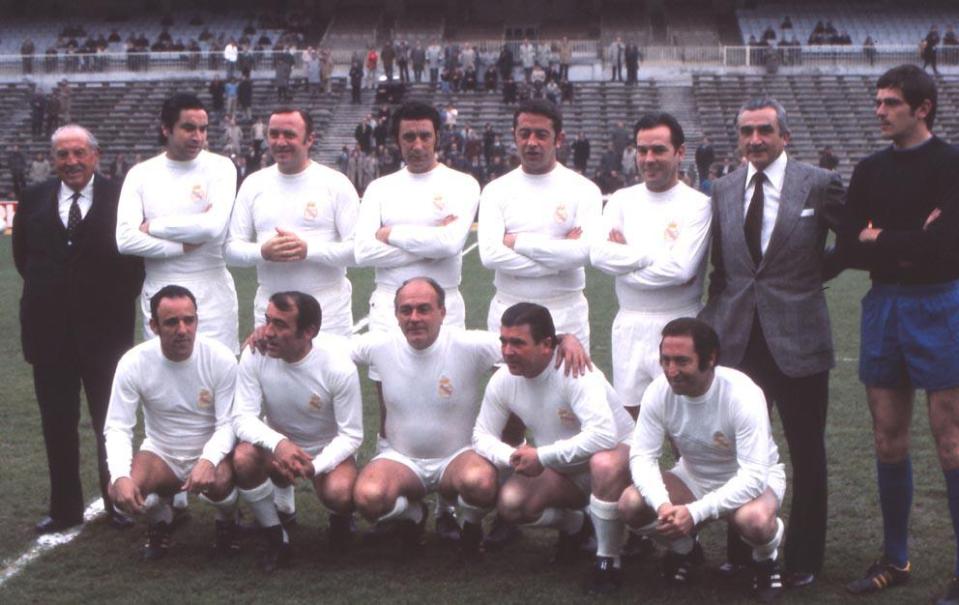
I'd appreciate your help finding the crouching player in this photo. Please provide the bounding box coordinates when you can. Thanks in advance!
[620,318,786,602]
[104,285,238,560]
[232,291,363,572]
[473,302,635,591]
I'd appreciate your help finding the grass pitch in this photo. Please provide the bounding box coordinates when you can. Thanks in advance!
[0,234,954,604]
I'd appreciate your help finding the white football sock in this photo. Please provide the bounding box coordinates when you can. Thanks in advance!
[172,491,188,510]
[240,479,283,531]
[527,508,584,535]
[273,483,295,515]
[143,493,173,525]
[435,493,456,515]
[378,495,424,524]
[668,535,695,555]
[744,517,784,562]
[457,494,489,526]
[590,495,625,566]
[200,488,238,522]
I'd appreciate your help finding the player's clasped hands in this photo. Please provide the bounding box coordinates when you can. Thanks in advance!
[261,227,307,261]
[656,503,694,539]
[510,444,545,477]
[273,439,315,481]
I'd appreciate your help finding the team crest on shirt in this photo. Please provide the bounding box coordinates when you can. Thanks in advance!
[438,376,454,398]
[308,394,324,410]
[432,193,446,211]
[712,431,732,449]
[304,201,318,220]
[190,183,207,203]
[554,204,568,223]
[557,407,578,427]
[664,221,679,242]
[197,389,213,409]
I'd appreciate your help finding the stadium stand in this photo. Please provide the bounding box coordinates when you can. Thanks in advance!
[737,2,959,46]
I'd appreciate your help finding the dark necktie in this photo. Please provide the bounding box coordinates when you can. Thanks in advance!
[744,172,765,265]
[66,191,81,242]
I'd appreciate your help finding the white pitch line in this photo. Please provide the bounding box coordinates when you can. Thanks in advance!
[0,498,105,587]
[0,240,483,585]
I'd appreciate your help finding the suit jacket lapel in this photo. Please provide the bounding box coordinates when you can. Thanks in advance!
[725,167,752,267]
[40,180,69,240]
[762,160,810,267]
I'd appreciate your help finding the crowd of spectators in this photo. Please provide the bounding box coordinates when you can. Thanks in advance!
[18,11,311,74]
[345,38,576,105]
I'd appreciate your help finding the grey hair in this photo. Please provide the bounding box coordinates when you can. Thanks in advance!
[50,124,99,152]
[737,97,790,136]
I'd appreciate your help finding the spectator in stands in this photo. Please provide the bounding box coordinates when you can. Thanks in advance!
[225,78,239,119]
[7,143,27,198]
[21,38,35,74]
[238,73,253,121]
[373,117,389,149]
[695,136,715,190]
[355,117,373,154]
[496,44,514,82]
[108,153,131,183]
[304,47,321,97]
[320,48,334,94]
[224,116,243,155]
[28,152,50,184]
[427,41,442,88]
[412,42,426,83]
[45,91,61,138]
[944,27,959,65]
[923,25,941,75]
[610,121,631,159]
[366,45,379,89]
[487,154,508,180]
[572,132,590,174]
[781,16,793,31]
[224,39,238,79]
[863,36,877,66]
[29,87,45,139]
[620,143,637,185]
[519,38,535,82]
[275,47,294,101]
[397,40,410,83]
[608,36,624,82]
[625,42,641,85]
[336,145,349,174]
[350,61,363,103]
[557,37,572,81]
[464,66,478,92]
[818,146,839,171]
[502,75,517,104]
[762,25,777,43]
[382,40,395,82]
[209,75,225,116]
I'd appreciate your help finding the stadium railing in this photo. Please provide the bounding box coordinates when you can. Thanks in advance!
[2,44,951,77]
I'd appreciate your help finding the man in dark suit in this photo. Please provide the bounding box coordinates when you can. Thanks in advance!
[700,98,844,588]
[13,124,143,533]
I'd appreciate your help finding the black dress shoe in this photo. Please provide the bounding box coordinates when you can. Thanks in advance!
[109,511,135,529]
[784,571,815,588]
[35,515,82,534]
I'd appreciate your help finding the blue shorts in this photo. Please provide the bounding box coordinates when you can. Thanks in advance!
[859,280,959,391]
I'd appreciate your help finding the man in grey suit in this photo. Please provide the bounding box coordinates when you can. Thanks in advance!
[700,98,844,588]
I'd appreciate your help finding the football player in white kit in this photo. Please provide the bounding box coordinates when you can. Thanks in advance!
[226,108,359,337]
[354,101,479,333]
[590,112,711,416]
[116,92,239,353]
[104,285,238,561]
[619,318,786,602]
[232,291,363,572]
[473,303,635,591]
[353,100,480,537]
[478,99,601,352]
